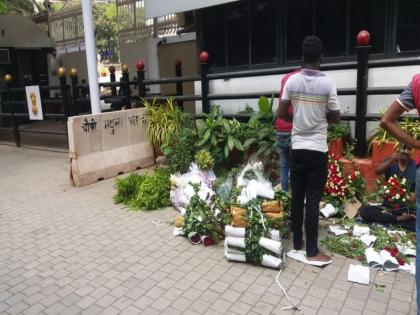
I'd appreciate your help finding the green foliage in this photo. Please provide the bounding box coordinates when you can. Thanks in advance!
[370,116,420,149]
[196,106,244,165]
[327,122,351,143]
[113,169,171,210]
[143,98,185,150]
[113,173,145,205]
[183,184,224,242]
[321,235,366,260]
[0,0,33,15]
[93,3,119,62]
[131,168,171,210]
[195,149,214,170]
[161,126,196,174]
[244,200,271,265]
[236,104,255,114]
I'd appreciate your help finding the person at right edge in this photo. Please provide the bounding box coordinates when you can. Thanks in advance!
[278,36,340,263]
[380,74,420,315]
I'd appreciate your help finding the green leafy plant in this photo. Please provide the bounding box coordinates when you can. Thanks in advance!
[161,127,197,174]
[183,184,225,242]
[113,169,171,210]
[195,149,215,170]
[113,173,145,205]
[196,106,244,165]
[327,122,351,143]
[143,98,185,150]
[131,168,171,210]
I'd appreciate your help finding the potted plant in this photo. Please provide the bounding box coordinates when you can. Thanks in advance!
[327,122,351,159]
[369,125,398,167]
[142,98,185,156]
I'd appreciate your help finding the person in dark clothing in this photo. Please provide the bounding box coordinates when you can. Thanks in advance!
[279,36,340,263]
[360,144,416,231]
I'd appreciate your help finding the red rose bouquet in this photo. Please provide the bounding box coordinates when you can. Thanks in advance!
[324,155,348,207]
[380,175,410,210]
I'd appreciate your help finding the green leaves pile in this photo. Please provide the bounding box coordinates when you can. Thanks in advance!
[113,168,171,210]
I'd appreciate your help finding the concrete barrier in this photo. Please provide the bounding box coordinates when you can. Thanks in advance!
[68,108,154,186]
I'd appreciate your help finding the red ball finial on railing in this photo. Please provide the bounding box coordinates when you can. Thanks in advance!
[175,59,182,69]
[199,51,209,63]
[357,30,371,46]
[108,65,115,74]
[136,60,145,71]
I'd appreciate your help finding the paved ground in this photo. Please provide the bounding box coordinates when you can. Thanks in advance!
[0,145,417,315]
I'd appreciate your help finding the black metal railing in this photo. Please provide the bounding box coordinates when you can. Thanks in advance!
[1,37,417,155]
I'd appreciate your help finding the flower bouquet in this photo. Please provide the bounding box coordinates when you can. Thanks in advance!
[323,155,349,208]
[380,175,410,210]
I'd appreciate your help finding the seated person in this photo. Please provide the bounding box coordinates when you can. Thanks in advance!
[360,144,416,232]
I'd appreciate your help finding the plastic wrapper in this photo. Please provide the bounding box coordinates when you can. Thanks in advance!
[216,176,232,201]
[225,236,246,249]
[259,237,282,255]
[269,229,281,241]
[225,225,246,238]
[261,254,283,269]
[236,161,275,202]
[175,215,184,228]
[231,215,248,227]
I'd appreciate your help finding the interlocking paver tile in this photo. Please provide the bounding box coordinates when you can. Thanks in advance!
[0,146,415,315]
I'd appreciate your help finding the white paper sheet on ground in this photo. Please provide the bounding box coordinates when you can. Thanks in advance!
[399,262,416,275]
[259,238,282,255]
[172,227,185,236]
[348,264,370,285]
[320,204,337,218]
[261,254,283,269]
[225,236,246,249]
[328,225,348,236]
[225,225,246,238]
[270,229,281,241]
[365,248,383,270]
[359,234,377,247]
[380,250,400,271]
[397,243,416,256]
[286,250,332,267]
[352,225,370,237]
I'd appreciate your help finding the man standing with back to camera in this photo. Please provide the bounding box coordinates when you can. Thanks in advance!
[278,36,340,263]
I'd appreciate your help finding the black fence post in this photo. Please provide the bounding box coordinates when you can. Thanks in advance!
[58,67,70,119]
[70,68,79,116]
[109,66,117,97]
[122,64,131,109]
[354,30,371,158]
[136,60,146,102]
[200,51,210,114]
[4,74,20,147]
[175,59,184,110]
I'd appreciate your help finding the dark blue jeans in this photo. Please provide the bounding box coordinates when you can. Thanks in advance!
[276,131,291,191]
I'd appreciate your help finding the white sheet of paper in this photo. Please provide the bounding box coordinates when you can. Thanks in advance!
[360,234,377,247]
[320,204,336,218]
[348,264,370,285]
[328,225,348,236]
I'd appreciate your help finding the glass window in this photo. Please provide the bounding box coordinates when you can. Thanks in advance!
[202,5,225,67]
[315,0,347,57]
[396,0,420,53]
[251,0,276,64]
[286,0,313,61]
[349,0,385,54]
[226,2,249,66]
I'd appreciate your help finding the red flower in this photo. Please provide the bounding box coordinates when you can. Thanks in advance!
[396,257,405,266]
[201,236,215,247]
